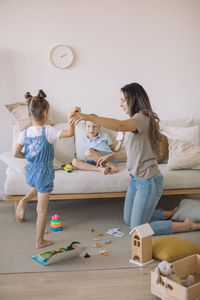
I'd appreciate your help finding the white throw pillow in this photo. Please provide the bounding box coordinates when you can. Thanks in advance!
[0,152,62,174]
[167,139,200,170]
[172,199,200,222]
[160,118,195,130]
[0,152,27,175]
[74,123,86,160]
[161,125,199,145]
[5,102,55,131]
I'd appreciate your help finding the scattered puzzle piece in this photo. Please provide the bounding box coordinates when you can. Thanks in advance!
[105,240,111,244]
[84,252,90,258]
[100,250,109,256]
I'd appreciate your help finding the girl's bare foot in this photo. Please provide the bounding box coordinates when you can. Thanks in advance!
[163,207,178,219]
[36,239,54,249]
[16,200,26,222]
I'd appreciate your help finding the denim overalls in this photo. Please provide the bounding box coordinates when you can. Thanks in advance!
[24,127,54,193]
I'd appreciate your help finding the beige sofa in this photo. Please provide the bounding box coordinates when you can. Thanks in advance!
[1,117,200,211]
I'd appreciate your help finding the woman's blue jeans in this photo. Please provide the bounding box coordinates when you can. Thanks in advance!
[124,170,172,235]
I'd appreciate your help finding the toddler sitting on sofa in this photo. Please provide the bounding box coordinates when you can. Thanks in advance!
[72,116,124,174]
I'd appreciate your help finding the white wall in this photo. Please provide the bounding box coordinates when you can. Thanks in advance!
[0,0,200,199]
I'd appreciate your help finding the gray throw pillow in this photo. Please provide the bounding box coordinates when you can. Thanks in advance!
[172,199,200,222]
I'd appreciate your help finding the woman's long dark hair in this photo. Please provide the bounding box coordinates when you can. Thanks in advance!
[25,90,49,121]
[121,82,162,155]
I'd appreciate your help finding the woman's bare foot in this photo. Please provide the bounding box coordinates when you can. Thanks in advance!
[184,218,200,231]
[163,207,178,219]
[36,239,54,249]
[172,217,200,233]
[16,199,26,222]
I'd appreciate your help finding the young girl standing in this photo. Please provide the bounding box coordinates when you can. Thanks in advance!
[70,82,200,235]
[14,90,79,248]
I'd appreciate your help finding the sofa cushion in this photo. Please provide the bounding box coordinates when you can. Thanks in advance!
[158,163,200,190]
[167,139,200,170]
[0,151,62,175]
[172,199,200,222]
[0,152,27,175]
[53,123,75,163]
[4,162,129,195]
[160,118,200,144]
[4,161,200,196]
[161,125,200,145]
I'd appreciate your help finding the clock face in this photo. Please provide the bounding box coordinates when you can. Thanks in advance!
[50,45,74,69]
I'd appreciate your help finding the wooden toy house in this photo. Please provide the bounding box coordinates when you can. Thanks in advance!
[129,223,154,266]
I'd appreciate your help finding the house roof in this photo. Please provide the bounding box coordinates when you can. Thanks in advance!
[129,223,154,238]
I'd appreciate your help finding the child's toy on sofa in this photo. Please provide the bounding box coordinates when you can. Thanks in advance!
[153,260,195,287]
[62,163,73,173]
[31,241,85,266]
[50,214,63,231]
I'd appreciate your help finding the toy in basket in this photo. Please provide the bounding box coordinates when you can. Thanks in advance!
[153,260,195,287]
[31,241,85,266]
[151,255,200,300]
[50,214,63,231]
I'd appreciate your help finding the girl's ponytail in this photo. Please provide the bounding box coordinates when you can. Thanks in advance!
[37,90,47,99]
[24,92,32,103]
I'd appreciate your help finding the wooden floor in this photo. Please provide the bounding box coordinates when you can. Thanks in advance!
[0,267,158,300]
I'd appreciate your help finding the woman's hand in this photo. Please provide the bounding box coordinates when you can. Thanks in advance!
[97,154,113,168]
[69,106,81,118]
[68,107,81,126]
[69,112,86,126]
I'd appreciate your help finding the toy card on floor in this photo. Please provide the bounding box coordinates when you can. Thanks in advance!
[30,241,85,266]
[106,228,125,238]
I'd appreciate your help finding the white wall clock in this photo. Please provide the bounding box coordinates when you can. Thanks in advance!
[50,45,74,69]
